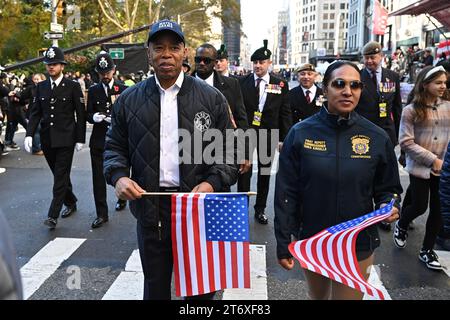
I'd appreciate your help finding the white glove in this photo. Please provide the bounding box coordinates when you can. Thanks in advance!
[75,143,84,152]
[24,136,33,153]
[93,112,106,123]
[104,116,111,124]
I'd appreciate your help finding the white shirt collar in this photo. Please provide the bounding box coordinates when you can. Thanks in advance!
[196,72,214,87]
[254,72,270,83]
[51,73,64,87]
[301,85,317,97]
[103,78,114,90]
[155,71,184,92]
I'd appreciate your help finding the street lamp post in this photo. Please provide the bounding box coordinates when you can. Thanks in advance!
[177,8,204,24]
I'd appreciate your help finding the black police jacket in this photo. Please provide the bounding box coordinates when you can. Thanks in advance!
[274,106,403,259]
[27,77,86,147]
[104,75,239,227]
[86,81,127,149]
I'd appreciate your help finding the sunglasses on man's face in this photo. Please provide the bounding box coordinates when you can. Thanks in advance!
[330,79,364,90]
[194,56,214,64]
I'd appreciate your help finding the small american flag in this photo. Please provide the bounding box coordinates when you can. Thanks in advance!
[171,193,251,297]
[289,200,394,300]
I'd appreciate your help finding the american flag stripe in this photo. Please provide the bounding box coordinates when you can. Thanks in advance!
[290,203,393,300]
[196,194,210,294]
[172,195,185,297]
[191,194,204,295]
[172,193,251,297]
[243,242,251,288]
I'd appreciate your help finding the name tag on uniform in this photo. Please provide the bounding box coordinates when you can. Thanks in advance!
[252,111,262,126]
[379,102,387,118]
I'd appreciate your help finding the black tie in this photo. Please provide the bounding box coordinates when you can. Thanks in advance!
[51,82,56,91]
[256,78,262,101]
[305,90,311,104]
[371,70,378,89]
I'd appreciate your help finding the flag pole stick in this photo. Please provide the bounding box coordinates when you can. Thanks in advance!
[141,192,257,197]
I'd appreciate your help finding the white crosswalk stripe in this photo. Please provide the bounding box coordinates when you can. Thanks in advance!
[20,238,86,300]
[435,250,450,277]
[363,266,392,300]
[102,250,144,300]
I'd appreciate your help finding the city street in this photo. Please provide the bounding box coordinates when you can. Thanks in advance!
[1,125,450,301]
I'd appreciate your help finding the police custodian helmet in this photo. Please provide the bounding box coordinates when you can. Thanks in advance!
[43,46,67,65]
[251,40,272,62]
[95,51,116,74]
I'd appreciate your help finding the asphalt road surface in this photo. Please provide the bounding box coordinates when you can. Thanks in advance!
[1,116,450,301]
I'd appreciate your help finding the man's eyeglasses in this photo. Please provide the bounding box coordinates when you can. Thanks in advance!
[194,56,214,64]
[330,79,364,90]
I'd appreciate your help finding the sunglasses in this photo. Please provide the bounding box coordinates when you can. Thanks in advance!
[330,79,364,90]
[194,56,214,64]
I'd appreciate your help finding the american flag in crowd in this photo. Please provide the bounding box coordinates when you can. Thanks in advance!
[289,200,395,300]
[171,193,251,297]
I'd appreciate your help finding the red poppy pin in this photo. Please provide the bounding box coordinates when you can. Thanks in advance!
[279,81,285,88]
[114,86,119,92]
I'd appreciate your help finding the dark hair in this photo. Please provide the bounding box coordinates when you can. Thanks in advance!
[322,60,361,88]
[411,65,448,122]
[198,43,217,60]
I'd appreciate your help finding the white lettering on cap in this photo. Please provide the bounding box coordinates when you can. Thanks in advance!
[159,21,173,29]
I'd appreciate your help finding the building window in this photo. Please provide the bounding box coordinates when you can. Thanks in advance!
[324,4,328,10]
[330,3,335,10]
[329,23,334,29]
[329,32,334,39]
[324,13,328,19]
[341,3,345,9]
[330,13,335,20]
[329,42,334,50]
[323,23,328,29]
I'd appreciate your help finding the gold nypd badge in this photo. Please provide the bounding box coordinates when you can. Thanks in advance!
[351,135,371,159]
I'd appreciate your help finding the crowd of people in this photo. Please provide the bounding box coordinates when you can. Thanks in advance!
[1,18,450,300]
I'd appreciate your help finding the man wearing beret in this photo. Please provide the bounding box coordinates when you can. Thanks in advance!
[24,46,86,229]
[238,39,292,225]
[356,41,402,147]
[86,51,128,228]
[356,41,402,231]
[289,63,323,122]
[215,44,230,77]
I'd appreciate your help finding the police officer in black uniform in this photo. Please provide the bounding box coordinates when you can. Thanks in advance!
[24,46,86,229]
[87,52,128,228]
[238,40,292,224]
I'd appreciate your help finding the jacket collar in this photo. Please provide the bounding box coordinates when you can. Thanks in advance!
[144,74,195,98]
[318,103,359,128]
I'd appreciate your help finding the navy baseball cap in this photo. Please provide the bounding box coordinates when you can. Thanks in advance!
[147,19,185,45]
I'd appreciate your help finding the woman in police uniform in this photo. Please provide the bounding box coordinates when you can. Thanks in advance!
[274,61,402,300]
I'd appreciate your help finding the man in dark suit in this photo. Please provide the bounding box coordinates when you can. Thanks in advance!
[192,43,251,177]
[356,41,402,147]
[356,41,402,231]
[289,63,324,123]
[87,52,128,228]
[24,46,86,229]
[238,40,292,224]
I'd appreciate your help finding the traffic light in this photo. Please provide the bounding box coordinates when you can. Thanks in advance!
[56,1,67,17]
